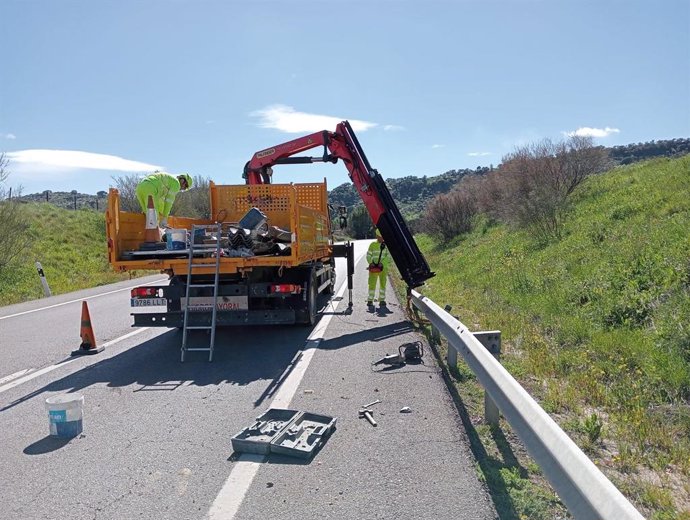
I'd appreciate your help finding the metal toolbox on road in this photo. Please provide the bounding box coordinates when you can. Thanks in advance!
[231,408,336,459]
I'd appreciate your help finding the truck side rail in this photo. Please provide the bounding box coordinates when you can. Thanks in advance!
[410,290,645,520]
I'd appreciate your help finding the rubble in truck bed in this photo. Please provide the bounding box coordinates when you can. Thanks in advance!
[125,208,293,259]
[197,223,293,258]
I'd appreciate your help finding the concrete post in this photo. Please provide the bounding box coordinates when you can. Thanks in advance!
[473,331,501,426]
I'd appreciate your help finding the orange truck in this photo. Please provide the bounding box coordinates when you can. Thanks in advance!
[105,120,433,329]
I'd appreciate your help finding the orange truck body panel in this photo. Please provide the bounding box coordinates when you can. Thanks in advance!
[106,181,332,275]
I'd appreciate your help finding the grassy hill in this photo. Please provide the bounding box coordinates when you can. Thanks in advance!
[0,203,135,306]
[414,156,690,518]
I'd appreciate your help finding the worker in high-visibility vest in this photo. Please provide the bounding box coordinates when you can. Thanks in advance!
[135,171,192,227]
[366,228,390,307]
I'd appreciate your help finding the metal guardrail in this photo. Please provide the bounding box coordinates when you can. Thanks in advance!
[410,290,645,520]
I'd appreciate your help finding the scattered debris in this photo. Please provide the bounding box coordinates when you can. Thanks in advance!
[362,399,381,408]
[400,406,412,413]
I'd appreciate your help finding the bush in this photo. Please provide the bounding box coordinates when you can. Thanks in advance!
[0,154,32,273]
[423,179,478,241]
[111,173,140,212]
[490,137,610,241]
[171,175,211,219]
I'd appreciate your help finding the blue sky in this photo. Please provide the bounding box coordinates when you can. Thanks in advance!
[1,0,689,195]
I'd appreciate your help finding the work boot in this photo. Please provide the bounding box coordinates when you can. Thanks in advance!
[367,300,373,307]
[379,301,387,307]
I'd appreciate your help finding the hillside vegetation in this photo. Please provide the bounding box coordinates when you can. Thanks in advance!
[415,156,690,518]
[0,204,134,306]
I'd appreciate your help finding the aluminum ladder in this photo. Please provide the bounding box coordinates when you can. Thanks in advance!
[181,223,222,362]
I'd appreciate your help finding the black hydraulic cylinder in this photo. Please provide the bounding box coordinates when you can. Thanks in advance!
[342,121,435,288]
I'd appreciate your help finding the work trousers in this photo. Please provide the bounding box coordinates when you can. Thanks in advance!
[367,269,387,302]
[135,181,164,221]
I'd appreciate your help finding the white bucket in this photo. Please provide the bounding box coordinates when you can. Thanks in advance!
[45,393,84,438]
[165,228,187,250]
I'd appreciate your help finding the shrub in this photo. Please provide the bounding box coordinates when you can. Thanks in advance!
[0,154,32,273]
[489,137,610,240]
[423,180,478,241]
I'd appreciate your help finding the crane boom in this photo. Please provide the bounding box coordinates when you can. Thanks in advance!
[244,121,434,288]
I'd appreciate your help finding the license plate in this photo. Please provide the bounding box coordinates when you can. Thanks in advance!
[131,298,167,307]
[182,296,248,312]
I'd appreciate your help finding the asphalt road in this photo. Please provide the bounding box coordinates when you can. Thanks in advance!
[0,242,496,520]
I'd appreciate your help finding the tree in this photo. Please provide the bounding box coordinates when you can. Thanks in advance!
[111,174,141,212]
[0,153,32,272]
[492,136,609,240]
[171,175,211,219]
[348,205,374,239]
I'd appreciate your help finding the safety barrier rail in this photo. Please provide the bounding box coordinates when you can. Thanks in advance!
[410,290,645,520]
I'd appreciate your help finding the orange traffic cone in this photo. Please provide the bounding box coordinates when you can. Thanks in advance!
[139,195,165,250]
[71,301,104,356]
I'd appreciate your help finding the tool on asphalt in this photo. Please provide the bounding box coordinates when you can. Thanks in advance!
[71,301,104,356]
[358,408,377,427]
[373,341,425,367]
[373,353,405,367]
[363,399,382,408]
[139,195,166,251]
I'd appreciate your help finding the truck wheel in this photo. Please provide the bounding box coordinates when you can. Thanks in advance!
[296,270,318,326]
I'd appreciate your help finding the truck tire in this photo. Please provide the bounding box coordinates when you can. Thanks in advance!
[296,269,318,326]
[324,260,336,295]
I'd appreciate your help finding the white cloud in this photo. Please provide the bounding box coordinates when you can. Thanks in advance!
[565,126,620,138]
[383,124,405,131]
[468,151,492,157]
[6,149,162,172]
[251,104,377,133]
[5,133,16,140]
[431,144,445,149]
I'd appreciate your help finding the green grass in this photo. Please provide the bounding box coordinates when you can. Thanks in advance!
[403,157,690,518]
[0,203,140,306]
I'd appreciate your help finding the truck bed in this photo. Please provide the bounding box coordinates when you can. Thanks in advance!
[106,181,332,276]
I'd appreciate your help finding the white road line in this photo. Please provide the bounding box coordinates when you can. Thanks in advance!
[0,327,149,395]
[206,248,366,520]
[0,368,35,385]
[0,278,168,321]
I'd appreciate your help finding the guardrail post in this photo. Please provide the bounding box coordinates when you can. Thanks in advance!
[473,331,501,426]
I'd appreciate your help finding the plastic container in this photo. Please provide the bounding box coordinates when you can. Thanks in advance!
[165,229,187,251]
[45,393,84,438]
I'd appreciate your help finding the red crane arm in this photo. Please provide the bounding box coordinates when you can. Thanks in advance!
[244,124,386,220]
[243,121,434,288]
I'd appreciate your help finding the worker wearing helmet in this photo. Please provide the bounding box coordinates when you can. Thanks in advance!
[366,228,390,307]
[135,171,193,227]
